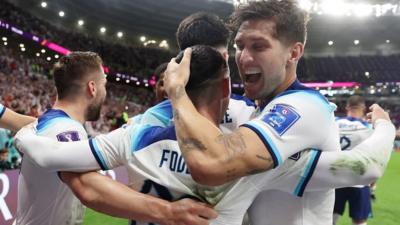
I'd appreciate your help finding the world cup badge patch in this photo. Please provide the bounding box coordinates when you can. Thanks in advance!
[262,104,300,136]
[56,131,80,142]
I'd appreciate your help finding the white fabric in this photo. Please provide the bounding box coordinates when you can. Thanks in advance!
[16,111,86,225]
[243,91,340,165]
[336,117,373,188]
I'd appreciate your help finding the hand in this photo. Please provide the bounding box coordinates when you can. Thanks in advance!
[14,121,37,154]
[164,48,192,100]
[366,104,390,126]
[163,198,217,225]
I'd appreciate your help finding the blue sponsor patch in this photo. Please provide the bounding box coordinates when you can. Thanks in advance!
[56,131,80,142]
[262,104,300,136]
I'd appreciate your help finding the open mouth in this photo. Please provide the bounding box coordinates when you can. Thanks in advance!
[244,73,262,83]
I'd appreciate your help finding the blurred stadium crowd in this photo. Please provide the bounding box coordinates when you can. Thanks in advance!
[0,0,400,171]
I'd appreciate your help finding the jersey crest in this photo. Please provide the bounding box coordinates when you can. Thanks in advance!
[262,104,300,136]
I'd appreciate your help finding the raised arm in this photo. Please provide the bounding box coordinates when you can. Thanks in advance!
[164,49,333,186]
[306,104,395,191]
[0,103,36,132]
[61,171,217,225]
[163,50,272,185]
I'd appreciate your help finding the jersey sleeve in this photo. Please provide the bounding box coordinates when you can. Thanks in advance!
[0,103,6,118]
[241,92,336,168]
[247,149,322,197]
[299,119,395,192]
[89,125,133,170]
[16,131,101,172]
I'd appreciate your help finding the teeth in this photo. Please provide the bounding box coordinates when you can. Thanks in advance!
[244,68,261,75]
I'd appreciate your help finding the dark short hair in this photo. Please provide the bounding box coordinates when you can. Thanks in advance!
[175,45,227,94]
[176,12,230,50]
[53,51,103,100]
[347,95,366,108]
[230,0,310,45]
[154,62,168,79]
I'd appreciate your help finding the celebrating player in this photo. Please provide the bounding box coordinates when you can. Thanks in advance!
[333,96,374,225]
[15,45,395,225]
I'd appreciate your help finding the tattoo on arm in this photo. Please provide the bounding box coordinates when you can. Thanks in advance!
[215,131,247,161]
[180,138,207,151]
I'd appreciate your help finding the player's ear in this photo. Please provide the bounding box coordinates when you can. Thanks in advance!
[287,42,304,66]
[87,80,97,97]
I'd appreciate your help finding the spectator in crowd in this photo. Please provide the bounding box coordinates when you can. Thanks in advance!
[0,147,12,170]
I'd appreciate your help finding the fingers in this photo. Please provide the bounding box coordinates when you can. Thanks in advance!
[198,207,218,220]
[366,112,372,123]
[180,48,192,66]
[172,198,217,225]
[369,103,380,111]
[190,203,218,220]
[179,213,210,225]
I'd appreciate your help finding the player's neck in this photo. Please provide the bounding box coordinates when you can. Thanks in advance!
[258,73,297,106]
[53,99,86,124]
[196,102,220,126]
[347,111,364,119]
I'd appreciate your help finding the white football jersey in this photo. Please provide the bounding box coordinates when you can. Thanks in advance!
[219,94,256,133]
[137,94,256,131]
[246,80,341,225]
[134,84,341,225]
[89,122,323,225]
[16,109,86,225]
[336,116,373,188]
[336,117,373,151]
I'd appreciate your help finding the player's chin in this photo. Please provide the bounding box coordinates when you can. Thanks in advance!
[243,84,263,100]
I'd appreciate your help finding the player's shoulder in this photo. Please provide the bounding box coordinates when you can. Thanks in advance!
[270,82,335,114]
[130,124,177,151]
[36,109,86,137]
[141,100,173,127]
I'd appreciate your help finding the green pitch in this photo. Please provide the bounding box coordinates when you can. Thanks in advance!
[84,152,400,225]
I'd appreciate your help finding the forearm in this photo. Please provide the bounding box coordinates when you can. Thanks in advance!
[170,87,247,184]
[62,172,172,223]
[307,119,396,191]
[0,108,35,132]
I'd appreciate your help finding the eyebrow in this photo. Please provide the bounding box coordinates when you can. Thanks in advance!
[235,36,271,46]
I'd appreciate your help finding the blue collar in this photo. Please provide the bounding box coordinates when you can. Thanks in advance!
[36,109,71,131]
[259,79,315,111]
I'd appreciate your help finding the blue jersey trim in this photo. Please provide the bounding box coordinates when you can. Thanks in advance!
[0,104,5,118]
[230,94,256,108]
[241,122,282,168]
[88,139,109,170]
[36,109,82,133]
[132,125,177,151]
[293,150,322,197]
[260,80,332,112]
[143,100,173,126]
